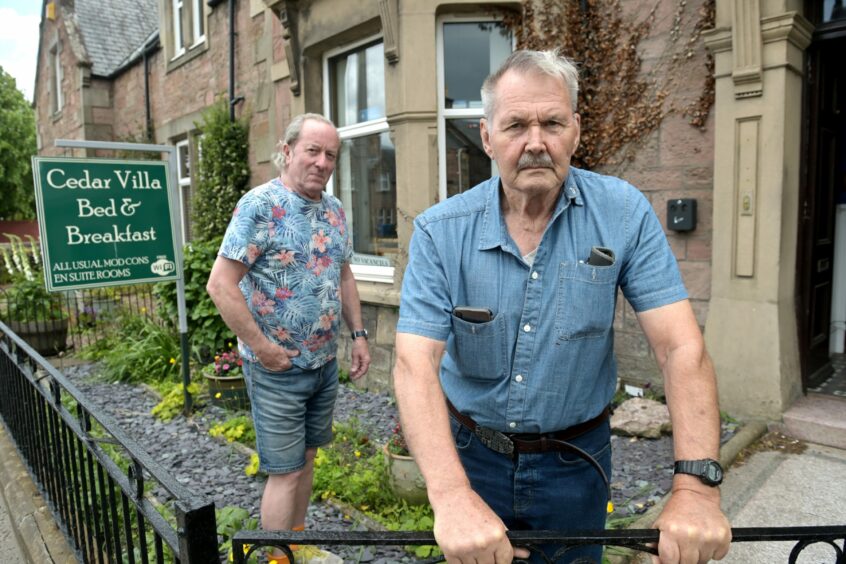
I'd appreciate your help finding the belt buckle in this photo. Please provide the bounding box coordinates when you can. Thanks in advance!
[474,425,514,457]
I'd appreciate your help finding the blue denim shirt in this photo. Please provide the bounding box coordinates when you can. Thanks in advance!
[396,167,687,433]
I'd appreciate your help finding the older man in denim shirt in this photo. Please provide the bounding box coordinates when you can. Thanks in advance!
[394,50,730,564]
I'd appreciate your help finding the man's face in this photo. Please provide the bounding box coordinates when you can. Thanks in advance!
[281,120,341,200]
[480,69,581,197]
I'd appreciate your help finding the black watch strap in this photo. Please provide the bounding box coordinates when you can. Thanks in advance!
[674,459,723,486]
[351,329,368,340]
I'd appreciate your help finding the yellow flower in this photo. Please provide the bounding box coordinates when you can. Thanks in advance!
[354,450,361,458]
[607,501,614,514]
[169,357,176,365]
[215,392,222,399]
[215,355,220,361]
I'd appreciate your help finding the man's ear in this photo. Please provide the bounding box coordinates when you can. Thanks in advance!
[480,118,494,159]
[282,143,293,166]
[571,113,581,154]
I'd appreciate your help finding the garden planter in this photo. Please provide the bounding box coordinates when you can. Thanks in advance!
[382,443,428,505]
[8,318,69,356]
[203,372,250,411]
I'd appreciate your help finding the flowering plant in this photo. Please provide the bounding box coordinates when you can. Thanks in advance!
[1,234,67,322]
[204,346,243,378]
[386,421,411,456]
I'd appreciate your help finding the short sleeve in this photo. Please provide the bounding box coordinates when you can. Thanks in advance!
[619,192,688,312]
[396,219,453,341]
[218,191,269,266]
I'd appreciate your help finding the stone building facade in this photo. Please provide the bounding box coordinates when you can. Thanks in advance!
[33,0,846,422]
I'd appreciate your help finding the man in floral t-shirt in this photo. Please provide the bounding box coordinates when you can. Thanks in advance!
[208,113,369,564]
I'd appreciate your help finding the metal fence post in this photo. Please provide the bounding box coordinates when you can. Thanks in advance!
[176,499,219,563]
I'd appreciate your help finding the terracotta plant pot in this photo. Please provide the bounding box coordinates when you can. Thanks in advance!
[382,443,428,505]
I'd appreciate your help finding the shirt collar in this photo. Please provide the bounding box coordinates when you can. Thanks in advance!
[478,171,583,251]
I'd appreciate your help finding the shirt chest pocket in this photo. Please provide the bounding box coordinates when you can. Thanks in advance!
[555,261,619,341]
[451,314,507,380]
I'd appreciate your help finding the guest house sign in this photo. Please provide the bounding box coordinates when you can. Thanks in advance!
[32,157,180,290]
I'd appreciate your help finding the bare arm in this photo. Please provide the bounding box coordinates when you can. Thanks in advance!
[206,255,298,371]
[393,332,527,563]
[637,300,731,563]
[339,263,369,379]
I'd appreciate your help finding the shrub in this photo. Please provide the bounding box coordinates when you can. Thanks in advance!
[154,236,233,362]
[191,99,251,242]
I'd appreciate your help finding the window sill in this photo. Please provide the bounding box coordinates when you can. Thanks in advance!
[166,41,209,73]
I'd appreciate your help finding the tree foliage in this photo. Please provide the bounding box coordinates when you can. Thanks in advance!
[0,66,36,219]
[191,99,251,241]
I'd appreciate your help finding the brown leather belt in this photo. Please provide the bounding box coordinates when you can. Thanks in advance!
[446,398,610,457]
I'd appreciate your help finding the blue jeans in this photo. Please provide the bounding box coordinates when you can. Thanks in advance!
[450,416,612,564]
[243,359,338,474]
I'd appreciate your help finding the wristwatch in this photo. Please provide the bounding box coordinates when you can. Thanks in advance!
[673,459,724,486]
[350,329,368,340]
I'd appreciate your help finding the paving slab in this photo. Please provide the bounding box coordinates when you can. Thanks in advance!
[720,442,846,563]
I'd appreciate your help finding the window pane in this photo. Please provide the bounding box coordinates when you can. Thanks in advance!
[445,119,490,197]
[443,22,512,109]
[331,42,386,128]
[336,132,397,262]
[824,0,846,22]
[177,143,190,182]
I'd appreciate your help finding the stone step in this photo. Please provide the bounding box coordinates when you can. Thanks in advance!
[779,394,846,450]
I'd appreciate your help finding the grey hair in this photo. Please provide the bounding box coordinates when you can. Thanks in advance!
[481,49,580,121]
[272,113,337,172]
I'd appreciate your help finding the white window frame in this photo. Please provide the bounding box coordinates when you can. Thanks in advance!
[191,0,206,48]
[176,139,192,242]
[323,34,394,284]
[171,0,186,58]
[50,42,63,113]
[436,15,513,201]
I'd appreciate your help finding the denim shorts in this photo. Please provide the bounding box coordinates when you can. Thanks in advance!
[450,416,612,564]
[243,359,339,474]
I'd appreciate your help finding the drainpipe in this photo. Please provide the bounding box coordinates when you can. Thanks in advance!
[142,38,156,141]
[228,0,244,121]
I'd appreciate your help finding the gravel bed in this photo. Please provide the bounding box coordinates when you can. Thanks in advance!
[61,362,735,561]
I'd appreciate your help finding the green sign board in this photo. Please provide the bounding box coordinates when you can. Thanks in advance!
[32,157,180,291]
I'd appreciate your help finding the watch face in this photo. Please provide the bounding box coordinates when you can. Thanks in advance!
[704,461,723,485]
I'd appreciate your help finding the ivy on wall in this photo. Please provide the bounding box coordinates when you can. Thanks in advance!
[490,0,716,170]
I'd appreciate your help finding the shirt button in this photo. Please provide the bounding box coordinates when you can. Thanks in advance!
[515,374,523,382]
[531,271,539,280]
[509,422,517,429]
[523,324,532,332]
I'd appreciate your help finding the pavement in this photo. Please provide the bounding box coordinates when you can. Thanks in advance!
[1,417,845,563]
[0,425,76,563]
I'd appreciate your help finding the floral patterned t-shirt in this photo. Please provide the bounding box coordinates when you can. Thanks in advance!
[218,178,353,369]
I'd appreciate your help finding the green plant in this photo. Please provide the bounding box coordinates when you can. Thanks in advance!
[151,382,202,421]
[0,67,36,220]
[154,236,233,362]
[1,234,68,322]
[312,419,439,558]
[217,506,259,563]
[192,98,251,242]
[204,346,243,378]
[100,313,181,383]
[209,415,255,447]
[386,420,410,456]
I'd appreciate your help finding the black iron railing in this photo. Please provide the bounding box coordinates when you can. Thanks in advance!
[0,321,217,563]
[231,525,846,563]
